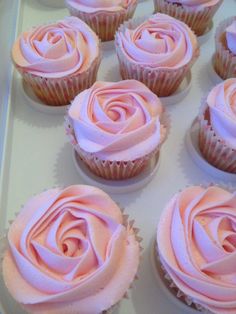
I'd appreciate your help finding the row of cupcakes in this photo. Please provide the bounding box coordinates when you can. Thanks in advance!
[12,11,236,108]
[42,0,224,40]
[2,182,236,314]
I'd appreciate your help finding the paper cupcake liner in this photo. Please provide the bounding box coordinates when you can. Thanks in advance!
[16,52,101,107]
[153,0,223,36]
[153,244,212,314]
[66,2,137,41]
[65,111,168,180]
[115,16,199,97]
[213,16,236,80]
[198,104,236,174]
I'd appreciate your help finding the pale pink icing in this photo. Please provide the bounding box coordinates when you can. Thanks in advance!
[12,17,99,78]
[65,0,136,13]
[166,0,220,10]
[68,80,165,161]
[3,185,140,314]
[226,21,236,55]
[207,78,236,150]
[116,13,198,70]
[157,185,236,314]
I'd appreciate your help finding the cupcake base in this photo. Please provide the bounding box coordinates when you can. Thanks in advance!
[208,55,223,85]
[22,79,68,115]
[185,118,236,182]
[150,241,210,313]
[72,149,161,194]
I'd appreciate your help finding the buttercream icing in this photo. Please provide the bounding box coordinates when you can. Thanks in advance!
[116,13,198,70]
[226,21,236,55]
[158,185,236,314]
[65,0,136,13]
[68,80,165,161]
[12,16,99,78]
[3,185,140,314]
[207,78,236,150]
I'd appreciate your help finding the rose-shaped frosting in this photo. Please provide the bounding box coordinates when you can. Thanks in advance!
[158,185,236,314]
[226,21,236,55]
[3,185,140,314]
[12,17,99,78]
[65,0,136,13]
[166,0,220,9]
[116,13,198,69]
[68,80,165,161]
[207,78,236,150]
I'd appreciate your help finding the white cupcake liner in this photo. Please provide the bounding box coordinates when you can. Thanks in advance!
[208,55,223,85]
[185,118,236,182]
[0,204,142,314]
[65,110,169,180]
[72,148,161,194]
[198,102,236,174]
[152,241,212,314]
[65,1,137,41]
[153,0,223,36]
[115,16,199,97]
[17,51,101,107]
[213,16,236,80]
[21,80,68,115]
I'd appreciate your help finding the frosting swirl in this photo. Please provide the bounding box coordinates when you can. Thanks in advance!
[12,17,99,78]
[65,0,136,13]
[158,185,236,314]
[226,21,236,55]
[207,78,236,150]
[166,0,220,9]
[3,185,140,314]
[116,13,198,69]
[68,80,165,161]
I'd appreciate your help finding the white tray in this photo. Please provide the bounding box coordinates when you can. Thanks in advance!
[0,1,235,313]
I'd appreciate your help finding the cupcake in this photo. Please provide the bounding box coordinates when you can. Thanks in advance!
[156,185,236,314]
[198,78,236,173]
[65,0,137,41]
[12,16,101,106]
[65,80,167,180]
[2,185,140,314]
[115,13,199,97]
[153,0,223,36]
[213,16,236,80]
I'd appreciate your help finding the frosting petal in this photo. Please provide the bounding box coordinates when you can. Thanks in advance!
[116,13,198,69]
[226,21,236,55]
[12,17,99,78]
[3,185,140,314]
[68,80,165,161]
[158,186,236,313]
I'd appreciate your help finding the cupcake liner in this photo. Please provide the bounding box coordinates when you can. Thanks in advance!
[213,16,236,80]
[153,243,212,314]
[115,16,199,97]
[198,102,236,174]
[66,2,137,41]
[0,206,142,314]
[65,111,168,180]
[16,51,101,107]
[153,0,223,36]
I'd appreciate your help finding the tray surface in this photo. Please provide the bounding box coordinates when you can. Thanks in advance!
[0,0,235,313]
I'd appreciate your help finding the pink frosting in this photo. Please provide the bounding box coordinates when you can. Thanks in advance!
[65,0,136,13]
[116,13,198,69]
[226,21,236,55]
[207,78,236,150]
[3,185,140,314]
[158,185,236,314]
[166,0,220,10]
[12,17,99,78]
[68,80,165,161]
